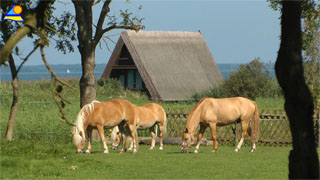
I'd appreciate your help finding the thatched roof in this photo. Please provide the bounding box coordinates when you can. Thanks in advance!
[102,30,223,101]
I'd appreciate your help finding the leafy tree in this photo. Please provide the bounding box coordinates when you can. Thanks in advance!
[72,0,144,107]
[275,1,319,178]
[193,58,282,100]
[223,58,271,99]
[269,0,320,108]
[0,0,76,140]
[0,0,144,140]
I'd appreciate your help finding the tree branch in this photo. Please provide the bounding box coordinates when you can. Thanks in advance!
[40,45,76,126]
[16,44,40,74]
[0,14,37,65]
[102,24,142,35]
[94,0,112,45]
[40,46,76,90]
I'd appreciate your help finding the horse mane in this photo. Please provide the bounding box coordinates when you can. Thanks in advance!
[73,100,100,146]
[110,126,119,142]
[185,98,207,133]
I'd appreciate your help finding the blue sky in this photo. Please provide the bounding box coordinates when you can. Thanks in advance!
[11,0,281,65]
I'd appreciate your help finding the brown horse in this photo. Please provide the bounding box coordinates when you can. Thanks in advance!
[181,97,259,153]
[111,103,167,151]
[73,99,139,154]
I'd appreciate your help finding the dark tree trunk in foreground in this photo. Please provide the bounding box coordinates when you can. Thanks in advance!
[5,54,18,140]
[275,1,319,179]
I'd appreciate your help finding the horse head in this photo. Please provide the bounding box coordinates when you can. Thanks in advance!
[181,128,193,153]
[73,127,85,153]
[111,127,122,150]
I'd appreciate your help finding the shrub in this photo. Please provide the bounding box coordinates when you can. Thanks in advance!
[193,58,283,100]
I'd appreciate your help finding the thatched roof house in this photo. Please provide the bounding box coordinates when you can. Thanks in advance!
[101,31,223,101]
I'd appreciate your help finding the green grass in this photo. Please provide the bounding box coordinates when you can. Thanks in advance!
[0,79,285,141]
[0,79,295,179]
[1,140,298,179]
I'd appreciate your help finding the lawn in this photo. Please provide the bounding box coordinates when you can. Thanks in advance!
[1,140,294,179]
[0,79,305,179]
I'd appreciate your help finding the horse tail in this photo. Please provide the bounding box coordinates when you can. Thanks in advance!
[162,107,167,137]
[250,101,260,143]
[73,100,99,147]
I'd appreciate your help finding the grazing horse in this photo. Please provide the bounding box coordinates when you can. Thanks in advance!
[73,99,139,153]
[181,97,259,153]
[111,103,167,151]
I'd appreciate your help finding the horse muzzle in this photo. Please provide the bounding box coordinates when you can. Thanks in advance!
[181,146,190,153]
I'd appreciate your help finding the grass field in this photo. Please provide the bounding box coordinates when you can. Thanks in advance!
[1,140,295,179]
[0,79,304,179]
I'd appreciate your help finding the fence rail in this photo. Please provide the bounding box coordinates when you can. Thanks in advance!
[137,108,320,147]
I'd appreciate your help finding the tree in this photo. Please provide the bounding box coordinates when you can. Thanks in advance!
[72,0,144,107]
[193,58,282,100]
[222,58,271,99]
[275,1,319,178]
[0,0,76,140]
[1,1,52,140]
[269,0,320,108]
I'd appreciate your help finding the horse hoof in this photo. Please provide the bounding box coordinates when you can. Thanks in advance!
[159,147,163,151]
[250,149,255,152]
[194,150,199,154]
[133,150,137,154]
[149,147,154,150]
[104,150,109,154]
[234,149,239,152]
[85,150,91,154]
[212,150,217,152]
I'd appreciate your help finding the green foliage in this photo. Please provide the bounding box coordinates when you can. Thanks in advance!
[193,59,283,100]
[268,0,320,50]
[0,1,76,54]
[304,60,320,108]
[96,78,124,96]
[222,59,271,99]
[268,0,320,108]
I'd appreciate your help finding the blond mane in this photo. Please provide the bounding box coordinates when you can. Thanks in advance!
[73,100,100,147]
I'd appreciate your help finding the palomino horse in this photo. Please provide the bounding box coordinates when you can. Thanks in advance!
[111,103,167,151]
[73,99,139,153]
[181,97,259,153]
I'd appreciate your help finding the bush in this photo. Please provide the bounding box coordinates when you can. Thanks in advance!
[193,59,283,100]
[96,78,124,96]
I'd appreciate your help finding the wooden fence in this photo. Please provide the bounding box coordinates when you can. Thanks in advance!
[137,108,320,147]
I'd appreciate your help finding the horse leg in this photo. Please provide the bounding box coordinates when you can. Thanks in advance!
[247,124,257,152]
[194,124,207,153]
[118,123,128,153]
[85,128,93,153]
[126,136,133,151]
[149,126,156,150]
[158,124,164,150]
[128,124,139,154]
[97,125,109,154]
[235,121,249,152]
[250,142,256,152]
[209,123,218,152]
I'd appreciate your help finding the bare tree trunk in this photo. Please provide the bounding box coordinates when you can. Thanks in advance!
[73,0,96,108]
[79,47,96,107]
[275,1,319,179]
[5,54,18,140]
